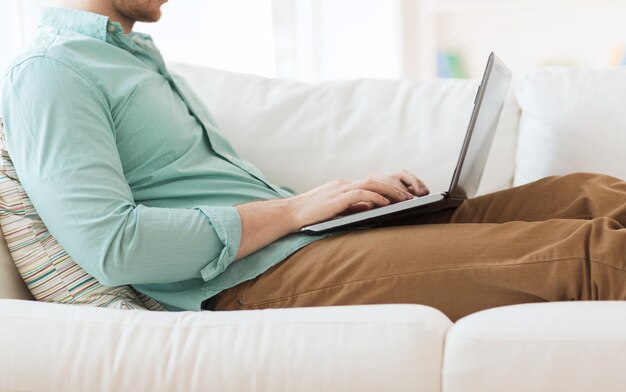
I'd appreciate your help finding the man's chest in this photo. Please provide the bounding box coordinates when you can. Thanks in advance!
[106,65,209,183]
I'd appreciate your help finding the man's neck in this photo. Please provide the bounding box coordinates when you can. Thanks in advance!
[61,0,135,34]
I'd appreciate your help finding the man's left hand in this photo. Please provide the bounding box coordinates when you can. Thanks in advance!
[343,170,429,214]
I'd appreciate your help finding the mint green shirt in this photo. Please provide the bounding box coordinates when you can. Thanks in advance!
[0,7,325,311]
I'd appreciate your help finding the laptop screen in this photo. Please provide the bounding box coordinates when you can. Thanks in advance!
[448,53,512,199]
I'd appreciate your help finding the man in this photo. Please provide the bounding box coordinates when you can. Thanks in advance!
[2,0,626,321]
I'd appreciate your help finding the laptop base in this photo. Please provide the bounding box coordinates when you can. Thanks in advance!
[300,194,463,235]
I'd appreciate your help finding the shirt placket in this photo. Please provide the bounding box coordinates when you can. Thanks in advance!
[140,40,284,194]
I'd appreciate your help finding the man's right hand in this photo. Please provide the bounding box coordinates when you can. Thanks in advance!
[284,179,414,231]
[235,178,416,261]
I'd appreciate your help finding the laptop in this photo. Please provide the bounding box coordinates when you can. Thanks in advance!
[300,52,512,235]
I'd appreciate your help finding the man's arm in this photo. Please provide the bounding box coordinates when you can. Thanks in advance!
[2,57,243,286]
[234,179,415,260]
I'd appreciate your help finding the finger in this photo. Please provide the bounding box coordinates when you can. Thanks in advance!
[345,179,412,202]
[389,178,411,194]
[340,189,390,207]
[342,201,376,215]
[397,171,421,195]
[365,175,412,196]
[399,171,429,196]
[359,201,377,210]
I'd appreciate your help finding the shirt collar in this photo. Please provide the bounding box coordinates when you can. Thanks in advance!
[40,7,112,41]
[40,7,160,66]
[40,6,152,45]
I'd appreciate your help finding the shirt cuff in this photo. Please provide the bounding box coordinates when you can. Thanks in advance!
[197,206,242,281]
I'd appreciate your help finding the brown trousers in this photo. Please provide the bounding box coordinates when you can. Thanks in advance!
[214,173,626,321]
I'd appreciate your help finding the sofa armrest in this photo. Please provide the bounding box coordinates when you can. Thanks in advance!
[0,299,451,392]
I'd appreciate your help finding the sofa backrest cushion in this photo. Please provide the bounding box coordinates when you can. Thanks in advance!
[170,64,520,196]
[515,67,626,185]
[0,119,165,310]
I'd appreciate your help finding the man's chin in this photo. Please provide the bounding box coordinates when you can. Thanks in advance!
[136,9,163,23]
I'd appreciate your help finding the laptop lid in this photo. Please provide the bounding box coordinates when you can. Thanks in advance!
[448,52,512,199]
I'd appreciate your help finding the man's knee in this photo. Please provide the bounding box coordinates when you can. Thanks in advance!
[559,172,619,184]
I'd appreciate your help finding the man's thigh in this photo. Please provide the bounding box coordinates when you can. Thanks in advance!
[214,218,626,321]
[434,173,626,225]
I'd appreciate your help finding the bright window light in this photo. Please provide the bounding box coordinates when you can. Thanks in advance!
[138,0,277,77]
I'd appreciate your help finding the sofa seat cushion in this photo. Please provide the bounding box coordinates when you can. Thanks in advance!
[0,300,451,392]
[443,301,626,392]
[0,119,164,310]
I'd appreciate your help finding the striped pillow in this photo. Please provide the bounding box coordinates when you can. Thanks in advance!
[0,119,165,310]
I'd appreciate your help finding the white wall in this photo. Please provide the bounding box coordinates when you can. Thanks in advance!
[137,0,276,78]
[0,0,49,76]
[272,0,626,81]
[272,0,405,82]
[0,0,277,79]
[418,0,626,79]
[3,0,626,84]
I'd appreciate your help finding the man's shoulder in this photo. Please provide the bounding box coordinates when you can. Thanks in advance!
[3,26,113,86]
[2,28,57,82]
[2,28,107,102]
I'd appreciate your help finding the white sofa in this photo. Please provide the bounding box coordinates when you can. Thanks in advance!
[2,64,626,391]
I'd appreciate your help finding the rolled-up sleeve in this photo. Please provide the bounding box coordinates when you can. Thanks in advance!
[197,206,242,281]
[1,57,242,287]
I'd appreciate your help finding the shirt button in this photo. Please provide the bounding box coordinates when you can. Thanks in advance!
[107,25,116,33]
